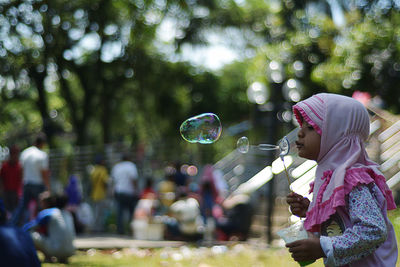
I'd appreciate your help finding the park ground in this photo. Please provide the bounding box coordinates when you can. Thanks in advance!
[38,208,400,267]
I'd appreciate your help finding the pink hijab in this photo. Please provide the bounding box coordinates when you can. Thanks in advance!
[293,93,396,232]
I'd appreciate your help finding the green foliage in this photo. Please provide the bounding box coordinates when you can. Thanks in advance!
[0,0,233,154]
[1,0,400,166]
[389,209,400,239]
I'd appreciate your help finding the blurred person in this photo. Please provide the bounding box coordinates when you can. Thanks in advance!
[74,201,94,234]
[0,198,41,267]
[158,169,176,211]
[173,162,188,188]
[187,180,202,203]
[64,174,82,208]
[164,189,204,242]
[23,192,75,263]
[111,153,139,235]
[199,165,219,222]
[200,180,217,222]
[213,168,229,200]
[89,154,109,232]
[140,177,157,200]
[216,193,254,241]
[64,174,85,233]
[12,132,50,226]
[201,165,227,202]
[131,187,162,240]
[0,145,23,214]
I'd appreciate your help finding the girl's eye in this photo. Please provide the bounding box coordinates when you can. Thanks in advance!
[302,123,314,131]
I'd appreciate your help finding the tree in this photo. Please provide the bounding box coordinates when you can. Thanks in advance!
[0,0,223,149]
[1,0,400,162]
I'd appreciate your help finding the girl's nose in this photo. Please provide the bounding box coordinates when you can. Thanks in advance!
[298,127,304,138]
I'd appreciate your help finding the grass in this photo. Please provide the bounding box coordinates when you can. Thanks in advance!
[41,245,325,267]
[389,209,400,238]
[40,209,400,267]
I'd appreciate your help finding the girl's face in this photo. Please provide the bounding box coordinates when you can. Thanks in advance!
[296,120,321,161]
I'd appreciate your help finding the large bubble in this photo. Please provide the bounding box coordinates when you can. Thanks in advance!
[180,113,222,144]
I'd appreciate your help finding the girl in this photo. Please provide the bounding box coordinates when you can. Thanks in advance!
[286,93,398,266]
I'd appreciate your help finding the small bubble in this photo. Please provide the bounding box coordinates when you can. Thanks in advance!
[237,136,249,153]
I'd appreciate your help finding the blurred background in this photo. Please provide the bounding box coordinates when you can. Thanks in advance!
[1,0,400,245]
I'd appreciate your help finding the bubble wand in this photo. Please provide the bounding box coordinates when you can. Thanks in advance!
[280,155,292,192]
[277,131,298,192]
[237,128,299,191]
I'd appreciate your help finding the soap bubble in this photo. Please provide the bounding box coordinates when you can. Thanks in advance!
[278,128,299,156]
[237,136,249,153]
[278,137,290,156]
[180,113,222,144]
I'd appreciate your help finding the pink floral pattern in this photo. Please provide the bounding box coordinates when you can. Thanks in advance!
[329,184,387,266]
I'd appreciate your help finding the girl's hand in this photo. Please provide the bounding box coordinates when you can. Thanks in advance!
[286,192,310,217]
[286,235,325,262]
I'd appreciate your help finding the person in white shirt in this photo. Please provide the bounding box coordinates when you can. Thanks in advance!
[111,153,139,235]
[11,132,50,226]
[165,190,204,241]
[24,192,76,263]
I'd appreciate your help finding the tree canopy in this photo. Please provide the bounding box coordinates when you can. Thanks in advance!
[0,0,400,164]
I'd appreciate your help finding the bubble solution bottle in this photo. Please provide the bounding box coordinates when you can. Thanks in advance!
[276,220,316,266]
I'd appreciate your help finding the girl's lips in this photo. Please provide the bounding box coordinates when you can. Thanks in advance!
[295,141,303,149]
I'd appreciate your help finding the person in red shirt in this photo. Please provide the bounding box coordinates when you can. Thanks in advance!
[0,145,23,213]
[140,178,157,200]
